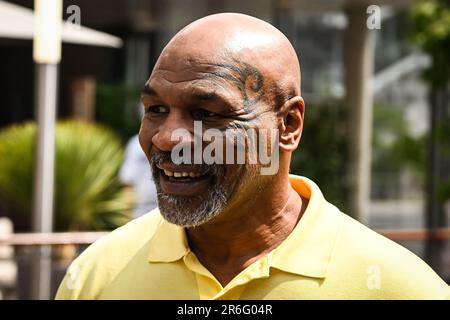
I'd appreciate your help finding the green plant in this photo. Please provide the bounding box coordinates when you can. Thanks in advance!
[95,83,142,143]
[372,103,426,175]
[410,0,450,89]
[290,100,427,210]
[0,121,132,231]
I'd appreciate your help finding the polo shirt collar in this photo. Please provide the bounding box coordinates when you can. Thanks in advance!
[148,175,341,279]
[147,217,189,262]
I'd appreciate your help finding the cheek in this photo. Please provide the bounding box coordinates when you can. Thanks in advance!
[138,122,157,155]
[222,164,244,187]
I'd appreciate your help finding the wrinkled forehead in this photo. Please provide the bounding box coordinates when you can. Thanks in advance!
[152,54,263,86]
[148,55,267,111]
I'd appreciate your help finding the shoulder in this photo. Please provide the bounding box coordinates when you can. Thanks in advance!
[55,210,163,299]
[331,209,449,299]
[81,209,162,261]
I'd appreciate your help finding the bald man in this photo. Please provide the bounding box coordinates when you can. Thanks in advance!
[56,13,449,300]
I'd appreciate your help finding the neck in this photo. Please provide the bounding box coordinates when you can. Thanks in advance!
[186,173,306,286]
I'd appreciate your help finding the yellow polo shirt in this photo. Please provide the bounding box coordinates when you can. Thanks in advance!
[56,175,450,299]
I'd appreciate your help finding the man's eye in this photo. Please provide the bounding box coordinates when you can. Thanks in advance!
[192,109,217,120]
[147,106,169,114]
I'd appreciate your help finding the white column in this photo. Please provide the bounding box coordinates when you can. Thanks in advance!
[344,5,375,224]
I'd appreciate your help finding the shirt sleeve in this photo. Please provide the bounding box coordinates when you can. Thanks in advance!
[55,238,112,300]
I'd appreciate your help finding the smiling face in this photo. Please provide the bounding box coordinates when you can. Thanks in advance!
[139,13,303,227]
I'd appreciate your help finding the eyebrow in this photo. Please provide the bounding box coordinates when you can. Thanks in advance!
[141,85,158,96]
[141,85,233,109]
[192,90,219,101]
[142,85,217,100]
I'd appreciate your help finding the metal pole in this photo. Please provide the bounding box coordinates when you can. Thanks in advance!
[31,63,58,300]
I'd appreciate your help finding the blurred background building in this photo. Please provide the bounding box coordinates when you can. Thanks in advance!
[0,0,449,299]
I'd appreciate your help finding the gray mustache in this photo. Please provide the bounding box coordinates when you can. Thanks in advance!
[149,152,222,176]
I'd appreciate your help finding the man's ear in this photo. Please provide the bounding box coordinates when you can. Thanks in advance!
[279,96,305,152]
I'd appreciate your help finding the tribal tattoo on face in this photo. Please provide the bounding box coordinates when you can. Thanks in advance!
[205,59,265,111]
[192,58,280,134]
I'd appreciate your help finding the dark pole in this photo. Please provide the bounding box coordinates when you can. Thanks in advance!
[425,88,443,273]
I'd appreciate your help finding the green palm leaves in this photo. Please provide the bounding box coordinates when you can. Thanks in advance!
[0,121,132,231]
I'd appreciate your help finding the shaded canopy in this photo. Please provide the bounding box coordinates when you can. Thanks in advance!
[0,0,122,48]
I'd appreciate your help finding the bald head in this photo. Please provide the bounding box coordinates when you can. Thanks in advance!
[152,13,301,109]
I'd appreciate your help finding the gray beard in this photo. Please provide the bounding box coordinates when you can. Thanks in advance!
[156,183,227,227]
[149,151,262,227]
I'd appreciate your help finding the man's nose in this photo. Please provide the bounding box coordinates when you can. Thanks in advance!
[151,112,194,152]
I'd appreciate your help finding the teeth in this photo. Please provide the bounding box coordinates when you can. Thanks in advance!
[164,170,173,177]
[162,169,204,178]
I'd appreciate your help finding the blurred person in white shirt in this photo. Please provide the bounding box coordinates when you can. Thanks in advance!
[119,109,158,217]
